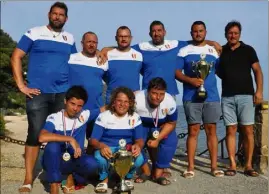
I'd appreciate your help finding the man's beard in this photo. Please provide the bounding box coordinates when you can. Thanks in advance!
[49,20,65,31]
[152,37,164,46]
[193,37,205,45]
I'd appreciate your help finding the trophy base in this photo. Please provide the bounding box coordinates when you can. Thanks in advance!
[196,91,207,100]
[113,183,132,194]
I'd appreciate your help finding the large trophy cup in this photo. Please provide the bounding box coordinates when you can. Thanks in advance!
[110,139,134,194]
[192,53,213,100]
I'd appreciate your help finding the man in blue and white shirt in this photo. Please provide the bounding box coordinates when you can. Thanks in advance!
[10,2,76,193]
[135,78,178,186]
[104,26,143,103]
[68,31,107,153]
[176,21,224,178]
[39,86,101,194]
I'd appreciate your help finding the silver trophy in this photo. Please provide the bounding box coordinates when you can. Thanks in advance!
[192,53,213,100]
[110,139,134,194]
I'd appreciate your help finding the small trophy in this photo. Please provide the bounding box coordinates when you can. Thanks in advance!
[192,53,213,100]
[110,139,134,193]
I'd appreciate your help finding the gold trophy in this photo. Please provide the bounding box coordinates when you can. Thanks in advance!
[192,53,213,100]
[110,139,134,194]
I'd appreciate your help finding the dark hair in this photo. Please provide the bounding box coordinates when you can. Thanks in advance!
[116,26,132,36]
[81,31,98,42]
[225,20,242,35]
[65,86,88,104]
[191,21,206,31]
[107,87,135,116]
[150,20,165,32]
[49,2,68,17]
[148,77,167,91]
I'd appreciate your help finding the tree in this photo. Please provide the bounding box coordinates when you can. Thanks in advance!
[0,29,27,109]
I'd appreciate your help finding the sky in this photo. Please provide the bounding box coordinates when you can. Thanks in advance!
[1,1,268,104]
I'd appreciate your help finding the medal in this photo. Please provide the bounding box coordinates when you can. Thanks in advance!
[62,152,71,161]
[62,110,77,161]
[150,106,160,139]
[152,130,159,139]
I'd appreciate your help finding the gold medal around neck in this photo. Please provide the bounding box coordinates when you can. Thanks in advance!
[62,152,71,161]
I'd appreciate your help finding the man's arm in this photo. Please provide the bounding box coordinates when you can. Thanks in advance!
[10,48,40,98]
[252,62,264,105]
[39,129,74,143]
[39,129,81,158]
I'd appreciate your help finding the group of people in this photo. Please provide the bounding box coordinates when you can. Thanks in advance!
[10,2,264,194]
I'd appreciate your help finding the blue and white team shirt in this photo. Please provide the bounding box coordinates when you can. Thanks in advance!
[68,52,108,109]
[91,111,144,147]
[17,25,77,93]
[104,48,143,103]
[132,40,188,95]
[43,109,99,153]
[177,44,220,102]
[135,90,178,135]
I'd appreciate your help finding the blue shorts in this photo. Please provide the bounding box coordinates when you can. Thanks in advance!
[221,95,255,126]
[183,101,222,124]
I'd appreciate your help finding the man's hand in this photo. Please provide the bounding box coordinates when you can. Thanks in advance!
[211,41,222,55]
[70,138,82,158]
[131,144,141,157]
[189,78,204,87]
[147,139,160,148]
[19,85,41,98]
[254,91,263,105]
[100,146,112,159]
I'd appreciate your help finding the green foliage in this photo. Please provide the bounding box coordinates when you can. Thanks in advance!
[0,29,27,110]
[0,113,5,135]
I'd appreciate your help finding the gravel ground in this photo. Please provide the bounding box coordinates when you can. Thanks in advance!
[1,115,268,194]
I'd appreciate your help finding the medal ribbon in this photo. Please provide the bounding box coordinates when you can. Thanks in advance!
[150,106,159,129]
[62,110,77,150]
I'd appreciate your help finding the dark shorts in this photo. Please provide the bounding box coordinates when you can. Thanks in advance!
[183,101,221,124]
[26,93,65,146]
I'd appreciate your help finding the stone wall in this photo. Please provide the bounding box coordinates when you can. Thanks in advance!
[253,101,268,174]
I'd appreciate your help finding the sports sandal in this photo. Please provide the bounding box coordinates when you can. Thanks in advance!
[154,176,171,186]
[244,169,259,177]
[224,169,237,176]
[211,169,224,177]
[183,170,195,178]
[134,174,151,183]
[18,184,32,193]
[61,180,75,194]
[94,183,108,193]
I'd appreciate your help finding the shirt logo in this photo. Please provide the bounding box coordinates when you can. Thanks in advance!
[165,44,170,49]
[161,108,168,115]
[131,53,137,59]
[129,119,135,127]
[62,35,67,41]
[208,48,214,53]
[78,115,84,123]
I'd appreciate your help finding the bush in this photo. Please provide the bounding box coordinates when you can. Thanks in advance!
[0,113,5,136]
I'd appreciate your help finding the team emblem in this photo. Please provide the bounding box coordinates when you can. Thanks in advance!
[131,53,136,59]
[79,115,84,123]
[62,35,67,41]
[128,119,135,127]
[162,108,168,115]
[165,44,170,49]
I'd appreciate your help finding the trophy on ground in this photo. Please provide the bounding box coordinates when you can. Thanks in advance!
[192,53,213,100]
[110,139,134,194]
